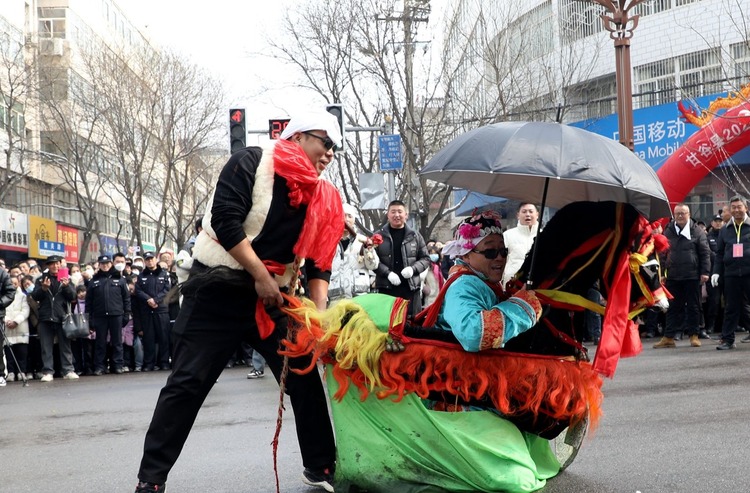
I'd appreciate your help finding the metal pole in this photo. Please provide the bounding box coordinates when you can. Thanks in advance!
[594,0,647,151]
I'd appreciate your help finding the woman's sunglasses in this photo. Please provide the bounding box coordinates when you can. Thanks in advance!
[472,247,509,260]
[303,131,337,151]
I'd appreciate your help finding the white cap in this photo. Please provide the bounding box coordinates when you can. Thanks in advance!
[343,203,358,216]
[279,111,343,147]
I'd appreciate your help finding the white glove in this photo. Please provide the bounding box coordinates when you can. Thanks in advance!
[711,274,720,287]
[388,272,402,286]
[400,266,414,279]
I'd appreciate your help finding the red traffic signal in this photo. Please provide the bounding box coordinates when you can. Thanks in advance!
[229,108,246,153]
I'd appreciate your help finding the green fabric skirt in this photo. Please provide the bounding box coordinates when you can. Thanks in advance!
[327,368,561,493]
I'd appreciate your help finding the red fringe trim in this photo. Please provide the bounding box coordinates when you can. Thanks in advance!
[280,302,603,431]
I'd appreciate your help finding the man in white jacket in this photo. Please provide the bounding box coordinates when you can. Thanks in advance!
[502,203,540,287]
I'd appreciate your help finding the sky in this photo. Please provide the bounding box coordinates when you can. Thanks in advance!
[121,0,320,145]
[120,1,449,147]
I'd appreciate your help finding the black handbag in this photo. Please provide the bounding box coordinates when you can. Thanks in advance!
[63,304,89,339]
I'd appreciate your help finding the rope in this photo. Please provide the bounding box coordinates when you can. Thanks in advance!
[272,256,302,493]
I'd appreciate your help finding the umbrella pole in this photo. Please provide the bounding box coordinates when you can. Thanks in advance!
[526,177,549,287]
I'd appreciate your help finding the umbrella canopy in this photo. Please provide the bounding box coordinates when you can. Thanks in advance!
[421,121,672,220]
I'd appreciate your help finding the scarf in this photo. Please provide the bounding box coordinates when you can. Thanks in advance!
[272,139,343,271]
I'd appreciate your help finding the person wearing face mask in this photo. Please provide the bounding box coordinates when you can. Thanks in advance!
[85,254,131,375]
[421,243,445,308]
[132,256,144,277]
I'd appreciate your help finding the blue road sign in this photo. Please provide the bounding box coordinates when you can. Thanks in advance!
[379,134,403,171]
[38,240,65,258]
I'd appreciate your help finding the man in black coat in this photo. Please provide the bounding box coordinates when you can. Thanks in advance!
[0,262,19,386]
[134,252,171,371]
[373,200,431,317]
[86,254,131,375]
[31,255,77,381]
[712,195,750,350]
[654,203,710,349]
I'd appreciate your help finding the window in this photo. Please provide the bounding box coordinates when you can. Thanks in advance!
[559,0,604,44]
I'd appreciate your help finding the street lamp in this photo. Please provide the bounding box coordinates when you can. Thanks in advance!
[588,0,648,151]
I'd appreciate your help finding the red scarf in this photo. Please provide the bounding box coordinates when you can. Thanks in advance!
[272,140,343,271]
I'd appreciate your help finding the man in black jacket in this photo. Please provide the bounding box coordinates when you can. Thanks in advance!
[135,251,171,371]
[373,200,431,317]
[86,255,131,375]
[32,255,77,381]
[0,262,18,386]
[712,196,750,350]
[654,204,711,349]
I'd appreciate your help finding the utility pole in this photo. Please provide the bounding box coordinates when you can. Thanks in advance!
[377,0,430,226]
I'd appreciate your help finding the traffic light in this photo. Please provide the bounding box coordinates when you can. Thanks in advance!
[229,108,246,153]
[268,118,291,140]
[325,103,345,152]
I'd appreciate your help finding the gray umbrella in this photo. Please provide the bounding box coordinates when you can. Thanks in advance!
[421,121,671,220]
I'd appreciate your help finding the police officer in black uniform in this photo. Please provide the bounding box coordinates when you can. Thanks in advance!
[86,254,131,375]
[135,252,171,371]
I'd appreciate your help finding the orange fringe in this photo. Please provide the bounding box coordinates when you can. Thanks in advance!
[281,299,603,432]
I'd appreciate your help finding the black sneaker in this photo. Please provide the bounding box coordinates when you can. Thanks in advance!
[302,467,334,492]
[135,481,165,492]
[717,341,737,350]
[741,334,750,343]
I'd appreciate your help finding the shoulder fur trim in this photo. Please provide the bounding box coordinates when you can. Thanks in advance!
[193,144,277,270]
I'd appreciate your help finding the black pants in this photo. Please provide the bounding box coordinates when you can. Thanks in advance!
[93,315,124,372]
[141,310,170,370]
[664,279,701,338]
[137,278,336,484]
[721,276,750,344]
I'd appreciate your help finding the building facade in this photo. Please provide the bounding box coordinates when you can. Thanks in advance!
[0,0,221,265]
[445,0,750,221]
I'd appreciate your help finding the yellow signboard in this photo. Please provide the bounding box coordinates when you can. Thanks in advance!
[28,215,57,258]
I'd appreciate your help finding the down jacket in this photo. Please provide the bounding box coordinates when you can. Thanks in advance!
[373,224,431,292]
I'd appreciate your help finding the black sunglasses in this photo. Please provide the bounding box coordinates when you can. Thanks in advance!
[302,131,337,151]
[472,247,509,260]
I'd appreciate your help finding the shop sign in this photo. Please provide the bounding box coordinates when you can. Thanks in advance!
[28,215,57,258]
[0,208,29,252]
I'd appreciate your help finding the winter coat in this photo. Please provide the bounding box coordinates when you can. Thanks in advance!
[31,272,76,323]
[4,287,30,344]
[328,234,380,300]
[0,268,16,318]
[714,216,750,278]
[502,223,539,286]
[373,224,431,292]
[86,270,131,317]
[135,266,171,313]
[663,219,711,281]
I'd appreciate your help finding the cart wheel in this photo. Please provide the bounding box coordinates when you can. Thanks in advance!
[549,412,588,470]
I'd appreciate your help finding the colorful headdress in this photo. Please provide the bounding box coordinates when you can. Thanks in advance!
[441,210,503,258]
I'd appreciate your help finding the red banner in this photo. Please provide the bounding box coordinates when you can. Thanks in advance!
[57,225,80,264]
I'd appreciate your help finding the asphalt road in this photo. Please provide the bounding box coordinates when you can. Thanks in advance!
[2,337,749,493]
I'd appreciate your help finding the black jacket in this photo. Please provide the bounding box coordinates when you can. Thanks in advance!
[663,219,711,281]
[31,272,76,323]
[85,270,131,317]
[714,217,750,278]
[135,266,171,313]
[373,224,431,291]
[0,268,16,318]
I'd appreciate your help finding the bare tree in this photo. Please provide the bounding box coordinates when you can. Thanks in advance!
[267,0,460,240]
[0,18,35,204]
[36,54,108,259]
[75,40,223,254]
